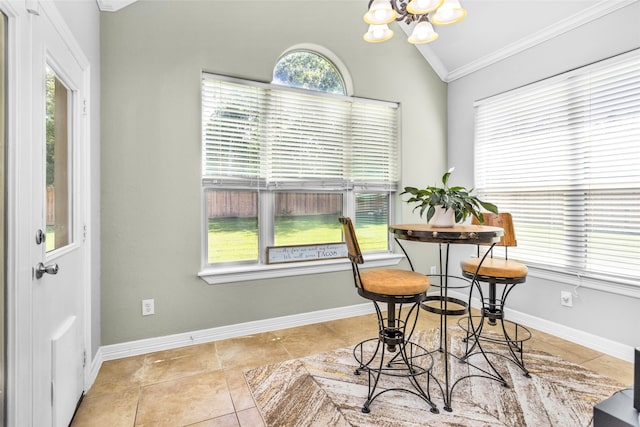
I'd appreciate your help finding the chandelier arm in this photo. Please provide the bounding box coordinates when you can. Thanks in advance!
[391,0,428,24]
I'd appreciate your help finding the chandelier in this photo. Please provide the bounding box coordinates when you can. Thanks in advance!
[363,0,467,44]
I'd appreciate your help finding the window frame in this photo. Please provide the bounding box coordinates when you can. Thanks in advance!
[200,72,403,283]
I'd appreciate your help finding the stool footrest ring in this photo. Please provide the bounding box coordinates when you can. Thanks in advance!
[421,295,469,316]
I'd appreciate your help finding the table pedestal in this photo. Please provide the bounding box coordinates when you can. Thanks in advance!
[423,242,510,411]
[389,224,509,412]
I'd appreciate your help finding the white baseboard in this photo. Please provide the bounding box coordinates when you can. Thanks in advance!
[447,290,635,363]
[86,296,635,392]
[86,302,375,390]
[504,308,635,363]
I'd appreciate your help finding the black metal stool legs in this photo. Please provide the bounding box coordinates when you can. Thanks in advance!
[459,278,531,377]
[353,300,439,414]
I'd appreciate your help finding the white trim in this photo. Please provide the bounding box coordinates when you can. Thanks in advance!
[87,292,635,395]
[39,1,89,69]
[528,267,640,300]
[100,303,374,360]
[87,346,104,391]
[198,253,404,285]
[446,0,638,82]
[505,307,635,363]
[96,0,138,12]
[3,2,33,426]
[397,22,449,82]
[87,302,376,388]
[415,44,449,82]
[448,289,636,363]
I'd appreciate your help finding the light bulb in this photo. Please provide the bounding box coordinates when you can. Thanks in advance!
[407,0,443,15]
[363,0,397,25]
[430,0,466,26]
[408,21,439,44]
[364,24,394,43]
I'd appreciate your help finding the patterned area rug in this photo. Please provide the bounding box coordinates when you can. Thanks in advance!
[244,328,624,426]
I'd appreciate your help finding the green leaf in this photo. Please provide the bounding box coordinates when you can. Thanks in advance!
[479,201,499,213]
[426,205,435,222]
[442,171,451,187]
[402,186,418,195]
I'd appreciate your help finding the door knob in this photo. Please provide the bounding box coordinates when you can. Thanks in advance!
[35,262,59,279]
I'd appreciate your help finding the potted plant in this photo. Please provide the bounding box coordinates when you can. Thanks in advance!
[401,167,498,226]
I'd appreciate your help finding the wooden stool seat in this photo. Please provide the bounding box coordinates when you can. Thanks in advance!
[359,269,430,296]
[461,257,528,279]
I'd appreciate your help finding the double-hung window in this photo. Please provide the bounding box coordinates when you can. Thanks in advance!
[201,72,399,277]
[474,49,640,289]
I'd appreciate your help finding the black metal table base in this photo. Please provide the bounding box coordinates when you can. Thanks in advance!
[421,326,511,412]
[419,244,512,412]
[458,315,532,377]
[429,344,511,412]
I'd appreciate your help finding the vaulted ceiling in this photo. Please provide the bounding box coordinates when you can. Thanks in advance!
[96,0,638,82]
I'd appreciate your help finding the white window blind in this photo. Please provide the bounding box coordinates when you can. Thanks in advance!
[474,49,640,285]
[202,73,399,190]
[202,79,264,183]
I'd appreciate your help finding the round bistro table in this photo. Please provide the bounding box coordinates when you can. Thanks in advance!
[389,223,506,412]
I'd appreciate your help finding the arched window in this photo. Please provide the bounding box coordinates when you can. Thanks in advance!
[272,50,346,95]
[200,47,398,279]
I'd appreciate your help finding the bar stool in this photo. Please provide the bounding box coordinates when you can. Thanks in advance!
[458,212,532,376]
[339,217,439,414]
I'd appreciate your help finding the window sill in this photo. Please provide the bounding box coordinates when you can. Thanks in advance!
[198,253,405,285]
[528,266,640,299]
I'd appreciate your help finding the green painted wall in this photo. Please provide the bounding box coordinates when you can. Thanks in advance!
[100,0,447,345]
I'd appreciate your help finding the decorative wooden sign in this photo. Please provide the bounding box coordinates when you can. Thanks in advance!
[266,242,347,264]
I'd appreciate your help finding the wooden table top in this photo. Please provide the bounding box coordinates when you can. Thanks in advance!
[389,223,504,244]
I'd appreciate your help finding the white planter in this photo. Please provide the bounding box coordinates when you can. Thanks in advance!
[430,206,455,227]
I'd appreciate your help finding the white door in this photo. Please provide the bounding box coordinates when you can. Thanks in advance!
[30,5,87,427]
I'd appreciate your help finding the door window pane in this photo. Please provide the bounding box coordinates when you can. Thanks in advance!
[274,192,342,246]
[207,190,258,263]
[45,66,72,252]
[355,193,389,252]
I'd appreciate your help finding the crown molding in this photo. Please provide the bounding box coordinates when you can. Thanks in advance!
[415,44,449,82]
[96,0,138,12]
[398,23,449,82]
[446,0,639,82]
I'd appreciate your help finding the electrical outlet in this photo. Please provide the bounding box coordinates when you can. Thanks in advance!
[430,266,437,275]
[560,291,573,307]
[142,299,155,316]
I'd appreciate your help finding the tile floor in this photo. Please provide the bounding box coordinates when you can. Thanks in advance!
[71,311,634,427]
